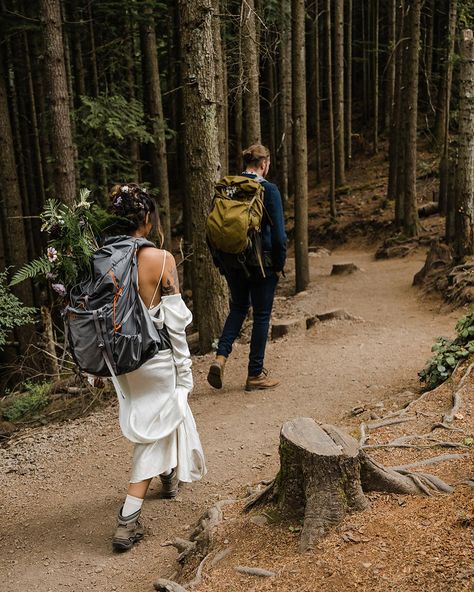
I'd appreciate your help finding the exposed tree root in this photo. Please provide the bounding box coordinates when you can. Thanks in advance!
[235,566,276,577]
[390,453,469,471]
[153,579,189,592]
[359,452,453,495]
[155,499,236,590]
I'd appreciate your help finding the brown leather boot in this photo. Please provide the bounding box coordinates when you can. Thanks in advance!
[245,369,279,392]
[112,507,144,551]
[207,355,226,389]
[160,468,179,498]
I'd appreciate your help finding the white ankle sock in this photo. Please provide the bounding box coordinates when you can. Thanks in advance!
[122,494,144,517]
[161,469,172,476]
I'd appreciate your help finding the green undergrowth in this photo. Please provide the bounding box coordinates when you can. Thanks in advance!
[419,311,474,390]
[2,381,50,422]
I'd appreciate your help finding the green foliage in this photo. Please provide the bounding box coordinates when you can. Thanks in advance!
[76,94,154,192]
[0,272,36,349]
[9,258,52,286]
[3,381,49,422]
[419,311,474,390]
[10,189,111,296]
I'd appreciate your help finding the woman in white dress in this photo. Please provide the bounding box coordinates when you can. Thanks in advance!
[106,183,206,552]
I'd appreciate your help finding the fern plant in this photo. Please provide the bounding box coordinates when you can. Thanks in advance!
[10,188,108,297]
[0,271,36,349]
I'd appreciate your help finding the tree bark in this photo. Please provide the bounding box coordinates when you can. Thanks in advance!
[277,0,291,201]
[178,0,228,352]
[213,0,228,176]
[385,0,396,132]
[345,0,352,169]
[40,0,76,205]
[372,0,379,154]
[434,0,458,147]
[402,0,421,238]
[334,0,345,186]
[454,30,474,261]
[140,6,172,249]
[292,0,309,293]
[240,0,261,145]
[0,66,34,347]
[438,0,458,215]
[326,0,336,218]
[387,1,405,203]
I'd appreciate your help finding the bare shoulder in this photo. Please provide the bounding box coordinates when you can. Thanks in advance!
[138,246,165,265]
[161,250,180,295]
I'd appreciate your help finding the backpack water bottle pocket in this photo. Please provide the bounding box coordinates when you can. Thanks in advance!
[112,333,143,374]
[64,306,109,376]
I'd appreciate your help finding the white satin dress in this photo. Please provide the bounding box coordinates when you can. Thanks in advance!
[116,294,206,484]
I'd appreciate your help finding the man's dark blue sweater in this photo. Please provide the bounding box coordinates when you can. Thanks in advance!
[242,172,287,272]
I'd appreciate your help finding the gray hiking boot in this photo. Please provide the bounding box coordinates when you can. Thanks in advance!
[160,468,179,499]
[112,507,144,552]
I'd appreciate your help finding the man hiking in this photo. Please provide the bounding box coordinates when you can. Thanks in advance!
[207,144,287,391]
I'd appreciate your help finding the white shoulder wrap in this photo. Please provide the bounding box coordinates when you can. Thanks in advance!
[160,294,193,391]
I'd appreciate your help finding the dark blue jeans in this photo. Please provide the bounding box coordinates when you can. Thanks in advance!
[216,268,278,376]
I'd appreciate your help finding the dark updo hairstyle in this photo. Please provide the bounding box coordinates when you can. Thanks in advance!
[242,144,270,169]
[108,183,163,246]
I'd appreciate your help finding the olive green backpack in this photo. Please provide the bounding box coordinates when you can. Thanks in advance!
[206,175,264,259]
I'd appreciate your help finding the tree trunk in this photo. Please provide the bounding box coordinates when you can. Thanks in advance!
[0,66,34,348]
[372,0,379,154]
[240,0,261,145]
[326,0,336,218]
[345,0,352,169]
[87,2,99,97]
[140,6,172,250]
[213,0,228,176]
[334,0,345,186]
[385,0,396,132]
[40,0,76,205]
[388,0,405,210]
[126,8,141,181]
[178,0,228,352]
[278,0,291,201]
[292,0,309,293]
[402,0,421,238]
[434,0,458,147]
[454,30,474,261]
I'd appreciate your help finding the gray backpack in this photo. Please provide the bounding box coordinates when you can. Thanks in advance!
[63,236,163,394]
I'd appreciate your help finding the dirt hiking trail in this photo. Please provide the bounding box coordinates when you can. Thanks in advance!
[0,247,463,592]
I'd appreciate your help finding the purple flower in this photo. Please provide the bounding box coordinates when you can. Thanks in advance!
[113,195,122,207]
[52,283,67,297]
[47,247,58,262]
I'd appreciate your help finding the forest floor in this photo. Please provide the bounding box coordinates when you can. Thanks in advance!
[1,244,473,592]
[1,149,473,591]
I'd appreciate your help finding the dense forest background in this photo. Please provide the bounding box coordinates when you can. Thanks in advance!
[0,0,473,378]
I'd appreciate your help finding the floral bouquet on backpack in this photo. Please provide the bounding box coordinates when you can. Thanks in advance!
[10,189,108,298]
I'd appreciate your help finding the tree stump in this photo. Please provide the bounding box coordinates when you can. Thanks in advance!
[245,417,454,553]
[274,418,368,551]
[271,318,307,340]
[331,262,359,275]
[412,240,452,286]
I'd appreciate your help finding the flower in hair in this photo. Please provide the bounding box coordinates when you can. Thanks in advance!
[122,185,129,193]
